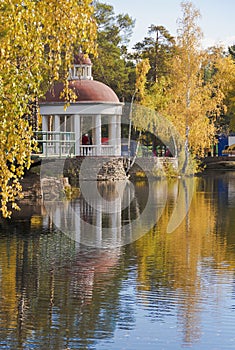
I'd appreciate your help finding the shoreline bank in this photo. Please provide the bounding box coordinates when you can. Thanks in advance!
[20,156,235,199]
[201,156,235,171]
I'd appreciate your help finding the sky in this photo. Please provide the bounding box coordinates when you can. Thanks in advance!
[105,0,235,50]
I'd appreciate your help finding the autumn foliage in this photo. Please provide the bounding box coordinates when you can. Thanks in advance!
[0,0,97,217]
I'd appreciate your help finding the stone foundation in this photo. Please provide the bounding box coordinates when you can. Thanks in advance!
[128,157,178,179]
[21,157,128,198]
[21,156,178,199]
[64,157,128,184]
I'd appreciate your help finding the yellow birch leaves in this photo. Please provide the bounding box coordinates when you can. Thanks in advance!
[0,0,97,217]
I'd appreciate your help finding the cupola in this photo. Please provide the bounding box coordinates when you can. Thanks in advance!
[69,53,93,80]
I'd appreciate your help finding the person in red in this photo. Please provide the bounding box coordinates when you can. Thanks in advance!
[82,133,90,155]
[82,133,89,145]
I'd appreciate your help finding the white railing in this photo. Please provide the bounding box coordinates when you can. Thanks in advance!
[32,132,115,157]
[79,145,114,156]
[33,131,76,157]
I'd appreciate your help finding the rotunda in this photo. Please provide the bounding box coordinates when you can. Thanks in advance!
[39,53,123,157]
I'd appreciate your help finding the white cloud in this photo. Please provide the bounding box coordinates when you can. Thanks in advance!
[202,36,235,50]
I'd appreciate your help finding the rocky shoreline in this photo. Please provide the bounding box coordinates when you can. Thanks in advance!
[21,157,129,200]
[20,156,235,200]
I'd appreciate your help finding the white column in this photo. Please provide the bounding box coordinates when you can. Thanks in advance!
[95,114,102,156]
[92,116,96,155]
[116,115,121,156]
[54,115,60,155]
[42,115,48,131]
[42,116,48,156]
[74,114,81,156]
[108,115,116,156]
[54,115,60,131]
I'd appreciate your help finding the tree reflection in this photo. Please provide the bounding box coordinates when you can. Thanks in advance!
[134,175,235,346]
[0,174,235,348]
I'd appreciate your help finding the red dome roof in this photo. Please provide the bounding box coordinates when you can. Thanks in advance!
[42,80,120,103]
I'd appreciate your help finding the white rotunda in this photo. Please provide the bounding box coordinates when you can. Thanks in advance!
[38,53,123,158]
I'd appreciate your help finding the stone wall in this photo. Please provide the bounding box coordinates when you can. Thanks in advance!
[21,157,128,198]
[20,172,42,199]
[21,156,178,199]
[64,157,128,184]
[128,157,178,179]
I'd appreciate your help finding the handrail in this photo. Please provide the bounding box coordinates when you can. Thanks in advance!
[32,131,115,157]
[33,131,76,157]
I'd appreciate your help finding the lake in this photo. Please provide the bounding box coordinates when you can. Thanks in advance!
[0,171,235,350]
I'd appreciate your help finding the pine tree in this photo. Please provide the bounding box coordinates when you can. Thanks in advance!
[132,25,175,84]
[91,2,135,101]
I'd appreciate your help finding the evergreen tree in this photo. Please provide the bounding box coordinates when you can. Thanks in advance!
[228,44,235,59]
[92,1,135,101]
[226,45,235,131]
[132,25,175,84]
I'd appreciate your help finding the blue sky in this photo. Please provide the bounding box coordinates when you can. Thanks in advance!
[105,0,235,49]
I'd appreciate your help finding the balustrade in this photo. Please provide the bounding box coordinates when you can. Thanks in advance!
[32,131,115,157]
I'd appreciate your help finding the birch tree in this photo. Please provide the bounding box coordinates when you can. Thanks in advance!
[0,0,97,217]
[165,1,235,173]
[165,1,213,172]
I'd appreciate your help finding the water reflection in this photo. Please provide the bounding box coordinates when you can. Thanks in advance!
[0,174,235,349]
[43,179,170,248]
[134,172,235,347]
[0,230,122,349]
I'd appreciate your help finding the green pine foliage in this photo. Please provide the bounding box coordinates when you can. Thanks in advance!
[91,2,136,102]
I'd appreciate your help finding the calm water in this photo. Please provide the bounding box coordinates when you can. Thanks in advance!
[0,172,235,350]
